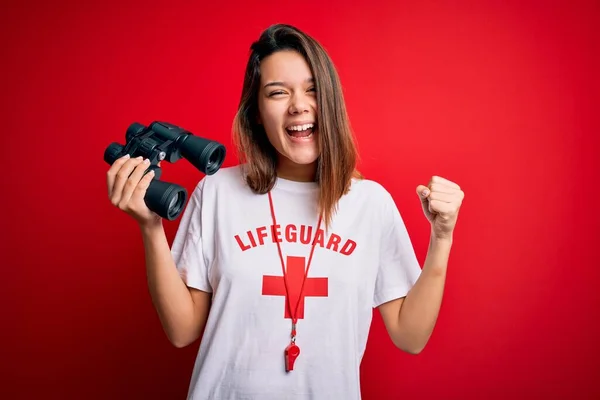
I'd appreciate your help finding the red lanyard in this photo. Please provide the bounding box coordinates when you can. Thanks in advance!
[267,190,322,372]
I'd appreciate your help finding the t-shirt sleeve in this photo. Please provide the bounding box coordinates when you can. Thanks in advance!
[170,179,212,293]
[373,191,422,308]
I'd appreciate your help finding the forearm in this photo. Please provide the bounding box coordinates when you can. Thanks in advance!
[140,222,198,345]
[396,230,452,353]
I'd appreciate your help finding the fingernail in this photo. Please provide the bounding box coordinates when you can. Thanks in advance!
[422,189,429,196]
[122,154,130,159]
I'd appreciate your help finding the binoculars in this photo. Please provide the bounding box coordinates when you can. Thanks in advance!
[104,121,226,220]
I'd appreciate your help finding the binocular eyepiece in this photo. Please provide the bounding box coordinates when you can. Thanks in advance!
[104,121,226,220]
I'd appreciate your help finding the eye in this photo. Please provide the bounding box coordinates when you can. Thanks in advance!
[308,87,317,93]
[268,90,286,97]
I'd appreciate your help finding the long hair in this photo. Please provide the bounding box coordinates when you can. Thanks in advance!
[232,24,362,230]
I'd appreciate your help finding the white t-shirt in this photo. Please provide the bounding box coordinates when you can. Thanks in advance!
[171,164,422,400]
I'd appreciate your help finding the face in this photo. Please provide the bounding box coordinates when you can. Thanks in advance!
[257,50,319,177]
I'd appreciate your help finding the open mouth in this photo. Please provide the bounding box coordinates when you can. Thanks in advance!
[285,122,316,139]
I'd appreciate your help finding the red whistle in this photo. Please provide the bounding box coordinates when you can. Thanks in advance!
[285,343,300,372]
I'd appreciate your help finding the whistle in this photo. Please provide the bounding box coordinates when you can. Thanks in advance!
[285,343,300,372]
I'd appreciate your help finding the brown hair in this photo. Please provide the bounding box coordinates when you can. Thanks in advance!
[232,24,362,230]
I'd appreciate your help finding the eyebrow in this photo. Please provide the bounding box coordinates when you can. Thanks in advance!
[263,77,314,89]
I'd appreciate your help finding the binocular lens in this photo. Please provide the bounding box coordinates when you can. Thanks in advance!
[145,179,188,221]
[181,137,226,176]
[205,144,226,175]
[166,191,186,220]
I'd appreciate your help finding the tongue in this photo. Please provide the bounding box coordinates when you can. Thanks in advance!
[288,128,312,137]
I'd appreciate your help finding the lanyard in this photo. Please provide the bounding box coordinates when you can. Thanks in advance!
[267,190,322,371]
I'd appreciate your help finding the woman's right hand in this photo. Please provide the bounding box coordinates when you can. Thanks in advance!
[106,154,161,228]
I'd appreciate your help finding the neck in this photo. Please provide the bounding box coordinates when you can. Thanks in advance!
[276,158,317,182]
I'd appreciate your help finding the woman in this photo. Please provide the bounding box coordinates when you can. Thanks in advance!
[106,24,464,400]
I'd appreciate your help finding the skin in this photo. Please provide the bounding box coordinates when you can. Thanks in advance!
[378,176,464,354]
[106,49,465,355]
[106,157,211,348]
[257,50,320,182]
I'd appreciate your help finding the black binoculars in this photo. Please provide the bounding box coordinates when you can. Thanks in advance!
[104,121,226,220]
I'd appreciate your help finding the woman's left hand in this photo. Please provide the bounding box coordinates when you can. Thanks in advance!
[416,176,465,241]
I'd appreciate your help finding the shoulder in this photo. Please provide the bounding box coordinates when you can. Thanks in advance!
[346,176,396,205]
[184,164,250,209]
[345,177,405,226]
[194,164,249,193]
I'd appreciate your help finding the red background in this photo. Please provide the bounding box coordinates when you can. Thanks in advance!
[2,0,599,399]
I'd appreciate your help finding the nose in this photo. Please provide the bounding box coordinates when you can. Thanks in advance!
[288,93,310,115]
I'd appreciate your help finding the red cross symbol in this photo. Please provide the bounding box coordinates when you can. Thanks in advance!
[262,256,328,319]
